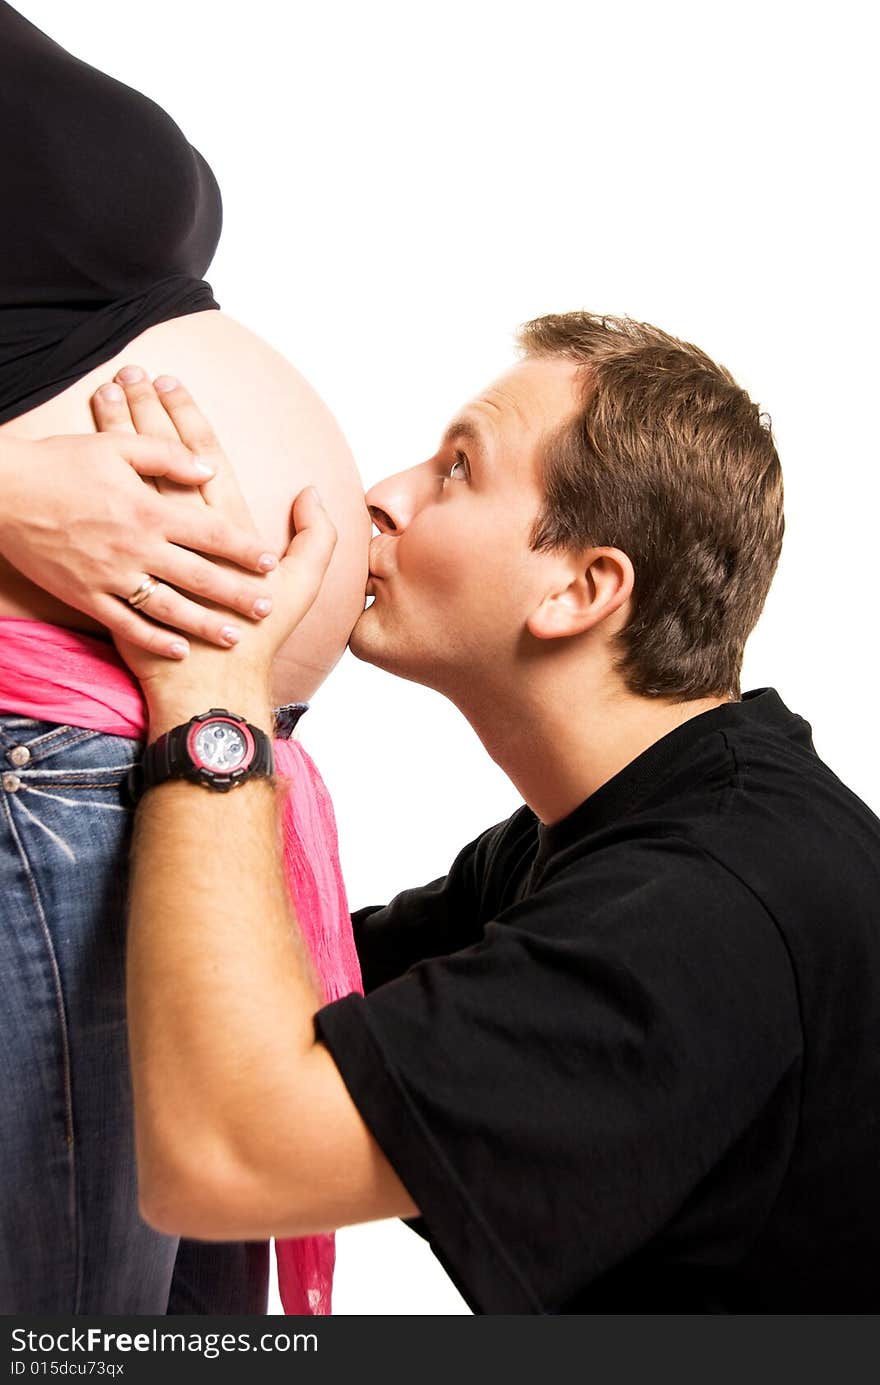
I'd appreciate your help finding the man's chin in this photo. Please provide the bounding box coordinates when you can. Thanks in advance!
[347,616,426,684]
[347,611,387,669]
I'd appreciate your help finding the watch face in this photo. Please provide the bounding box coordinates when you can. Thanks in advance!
[188,718,253,773]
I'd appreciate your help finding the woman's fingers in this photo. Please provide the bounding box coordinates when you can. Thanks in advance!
[87,488,336,664]
[90,373,276,566]
[92,380,216,489]
[112,366,180,439]
[96,369,257,531]
[89,546,277,658]
[99,563,269,653]
[115,434,217,486]
[91,382,214,487]
[165,501,278,574]
[150,375,223,455]
[150,375,256,527]
[113,367,206,504]
[147,547,275,622]
[91,593,190,660]
[90,381,137,433]
[89,391,278,584]
[106,578,246,649]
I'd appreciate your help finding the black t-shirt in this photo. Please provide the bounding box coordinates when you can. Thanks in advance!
[314,689,880,1313]
[0,2,221,423]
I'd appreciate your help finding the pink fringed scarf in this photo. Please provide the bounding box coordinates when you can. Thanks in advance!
[0,617,362,1315]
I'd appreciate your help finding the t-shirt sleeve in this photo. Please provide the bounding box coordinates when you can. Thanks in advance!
[350,815,526,992]
[316,840,802,1313]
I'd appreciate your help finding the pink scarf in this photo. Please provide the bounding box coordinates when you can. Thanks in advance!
[0,617,362,1315]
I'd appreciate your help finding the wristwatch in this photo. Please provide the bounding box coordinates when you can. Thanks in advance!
[126,708,275,804]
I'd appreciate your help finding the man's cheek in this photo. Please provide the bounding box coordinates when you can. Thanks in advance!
[407,547,460,596]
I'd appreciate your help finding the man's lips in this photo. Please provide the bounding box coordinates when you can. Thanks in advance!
[368,536,393,580]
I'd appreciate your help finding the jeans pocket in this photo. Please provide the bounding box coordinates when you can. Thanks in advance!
[1,722,143,863]
[1,717,142,771]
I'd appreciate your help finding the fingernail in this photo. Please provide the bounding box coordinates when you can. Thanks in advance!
[97,382,124,401]
[117,365,143,384]
[257,553,277,572]
[194,460,214,477]
[253,598,272,617]
[169,641,188,659]
[220,625,241,646]
[154,375,179,393]
[309,485,325,507]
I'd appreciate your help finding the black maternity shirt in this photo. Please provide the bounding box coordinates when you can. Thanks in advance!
[0,1,221,424]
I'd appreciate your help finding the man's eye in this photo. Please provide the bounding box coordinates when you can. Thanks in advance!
[446,453,469,481]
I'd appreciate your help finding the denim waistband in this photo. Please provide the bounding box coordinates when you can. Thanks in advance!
[273,702,310,739]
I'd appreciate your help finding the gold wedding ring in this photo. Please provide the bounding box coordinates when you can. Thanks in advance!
[126,576,159,609]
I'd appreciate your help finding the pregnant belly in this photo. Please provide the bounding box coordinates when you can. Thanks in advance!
[0,311,371,704]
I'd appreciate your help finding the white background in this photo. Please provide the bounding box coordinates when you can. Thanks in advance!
[18,0,879,1314]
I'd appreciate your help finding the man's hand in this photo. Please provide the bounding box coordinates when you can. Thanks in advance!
[92,372,337,724]
[0,412,280,659]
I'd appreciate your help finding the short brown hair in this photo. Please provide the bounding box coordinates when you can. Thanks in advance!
[517,312,784,701]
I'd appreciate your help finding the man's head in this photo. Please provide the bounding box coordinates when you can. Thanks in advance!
[351,312,784,707]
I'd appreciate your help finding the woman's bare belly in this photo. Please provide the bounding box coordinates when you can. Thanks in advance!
[0,311,371,705]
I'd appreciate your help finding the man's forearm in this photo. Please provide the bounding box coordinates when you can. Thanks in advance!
[127,680,324,1213]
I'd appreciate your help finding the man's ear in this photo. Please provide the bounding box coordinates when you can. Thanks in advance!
[526,548,634,641]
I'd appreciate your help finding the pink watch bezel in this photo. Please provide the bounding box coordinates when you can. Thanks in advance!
[186,716,256,774]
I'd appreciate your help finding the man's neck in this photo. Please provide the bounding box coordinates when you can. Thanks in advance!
[454,670,735,827]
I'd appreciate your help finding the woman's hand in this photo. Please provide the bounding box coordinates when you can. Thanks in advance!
[91,372,337,719]
[0,401,279,660]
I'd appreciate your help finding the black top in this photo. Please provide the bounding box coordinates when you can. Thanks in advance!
[0,2,221,424]
[315,688,880,1313]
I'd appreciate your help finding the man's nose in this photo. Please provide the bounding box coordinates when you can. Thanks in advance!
[365,464,433,534]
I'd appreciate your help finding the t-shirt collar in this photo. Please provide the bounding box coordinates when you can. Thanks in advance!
[535,687,803,861]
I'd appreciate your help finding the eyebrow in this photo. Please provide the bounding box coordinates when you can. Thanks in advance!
[439,417,491,464]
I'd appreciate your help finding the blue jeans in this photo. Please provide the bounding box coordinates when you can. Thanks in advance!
[0,715,268,1313]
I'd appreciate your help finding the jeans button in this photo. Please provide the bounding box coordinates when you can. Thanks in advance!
[2,772,22,793]
[7,745,31,767]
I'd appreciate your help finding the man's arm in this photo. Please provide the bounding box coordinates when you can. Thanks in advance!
[128,683,417,1240]
[108,375,418,1240]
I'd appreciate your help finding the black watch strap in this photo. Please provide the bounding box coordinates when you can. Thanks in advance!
[125,708,274,805]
